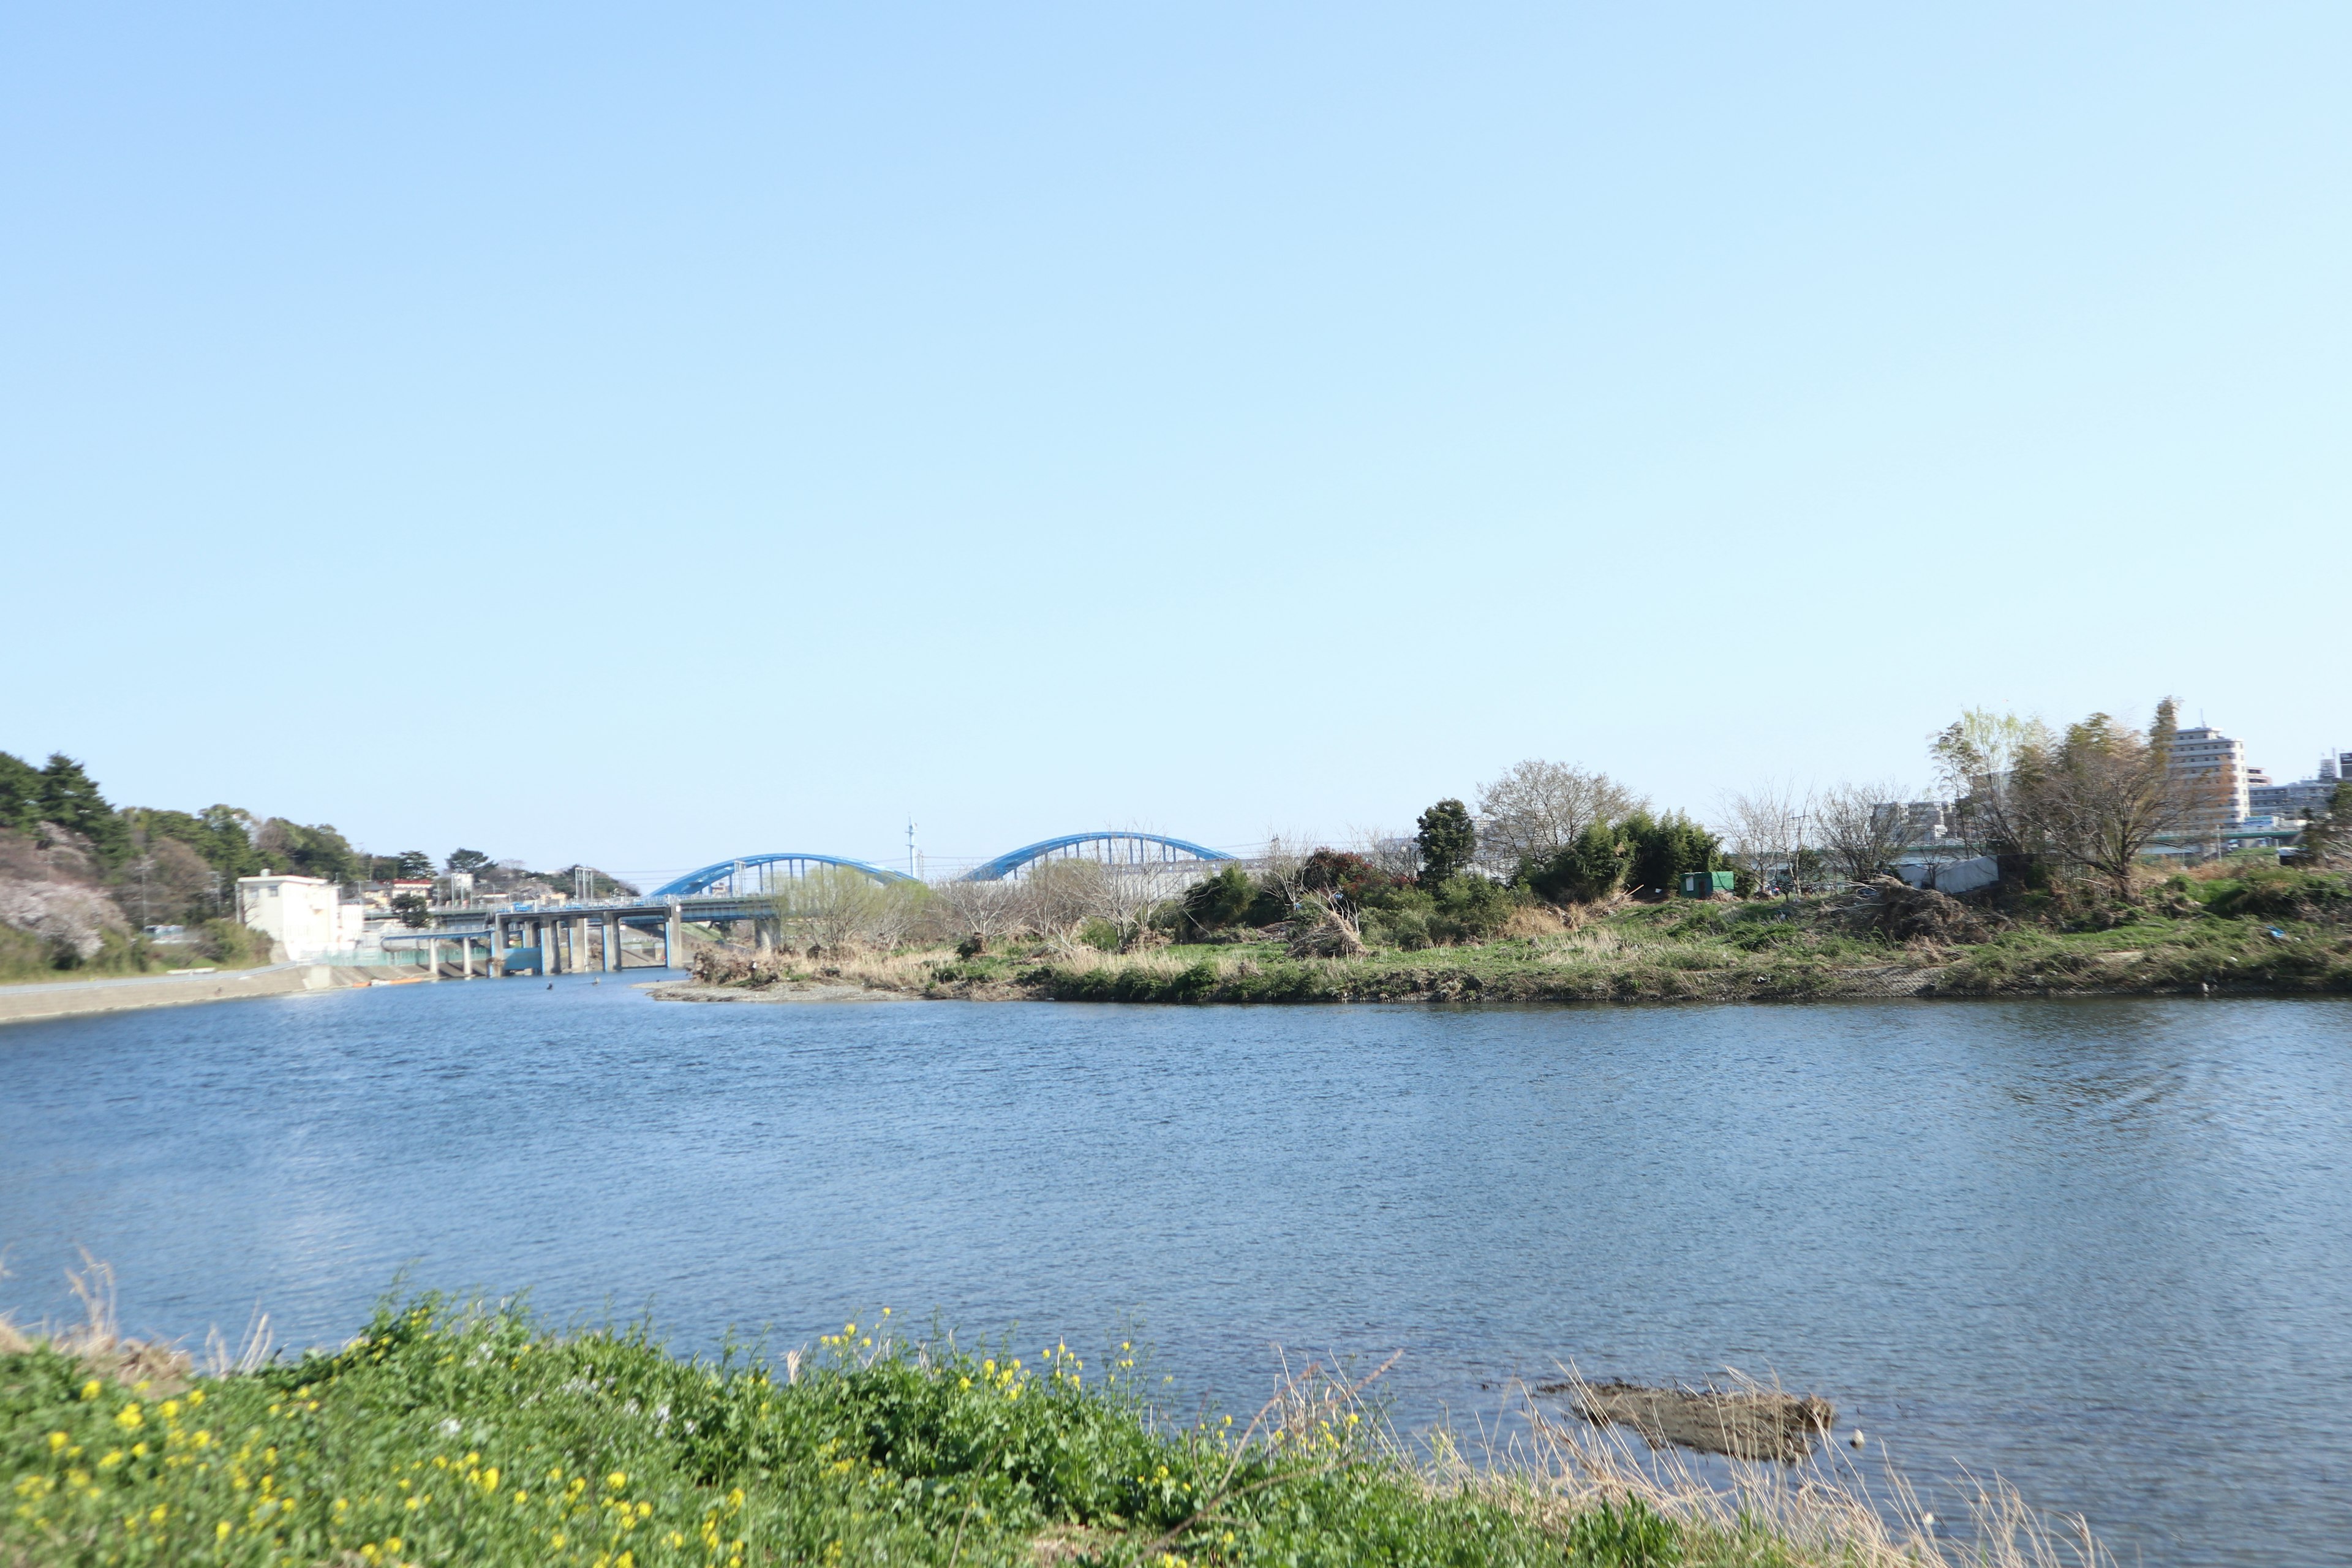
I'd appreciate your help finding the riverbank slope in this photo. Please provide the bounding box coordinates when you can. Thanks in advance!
[2,1294,2035,1567]
[665,889,2352,1006]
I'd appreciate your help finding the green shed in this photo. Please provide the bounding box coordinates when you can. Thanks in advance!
[1678,870,1736,898]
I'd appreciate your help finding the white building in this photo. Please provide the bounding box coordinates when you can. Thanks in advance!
[2168,725,2249,826]
[236,873,369,961]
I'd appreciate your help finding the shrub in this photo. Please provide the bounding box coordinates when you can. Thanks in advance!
[1526,821,1629,905]
[1427,875,1523,943]
[1622,812,1724,896]
[1180,865,1256,933]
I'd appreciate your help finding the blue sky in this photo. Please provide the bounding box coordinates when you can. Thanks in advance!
[6,3,2348,883]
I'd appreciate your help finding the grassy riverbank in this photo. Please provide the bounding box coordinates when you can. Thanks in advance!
[680,880,2352,1006]
[5,1294,2087,1568]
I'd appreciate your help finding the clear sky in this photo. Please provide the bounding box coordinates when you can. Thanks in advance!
[6,4,2348,884]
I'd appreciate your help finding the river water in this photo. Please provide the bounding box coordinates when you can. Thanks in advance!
[3,980,2348,1564]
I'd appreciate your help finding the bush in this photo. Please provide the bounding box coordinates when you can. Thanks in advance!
[196,918,269,967]
[1364,907,1433,950]
[1622,812,1724,896]
[2196,867,2352,921]
[1180,865,1256,934]
[1427,875,1523,944]
[1526,821,1629,905]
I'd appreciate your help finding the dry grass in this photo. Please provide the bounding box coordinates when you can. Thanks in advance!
[1257,1354,2112,1568]
[0,1251,273,1389]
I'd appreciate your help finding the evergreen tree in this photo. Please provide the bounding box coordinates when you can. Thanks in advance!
[1623,811,1722,893]
[0,751,39,834]
[2294,780,2352,869]
[1527,820,1629,904]
[36,754,129,862]
[1415,799,1476,884]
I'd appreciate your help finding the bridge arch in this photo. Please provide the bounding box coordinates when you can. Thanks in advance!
[963,832,1236,883]
[650,853,915,900]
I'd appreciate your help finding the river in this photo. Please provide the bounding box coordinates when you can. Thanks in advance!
[3,979,2347,1564]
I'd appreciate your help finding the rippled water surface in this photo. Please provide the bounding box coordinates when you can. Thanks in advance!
[4,980,2348,1564]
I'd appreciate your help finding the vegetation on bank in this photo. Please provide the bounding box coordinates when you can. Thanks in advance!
[5,1289,2073,1568]
[0,919,271,988]
[693,863,2352,1006]
[681,701,2352,1007]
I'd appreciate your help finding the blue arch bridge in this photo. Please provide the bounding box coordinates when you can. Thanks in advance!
[398,833,1237,977]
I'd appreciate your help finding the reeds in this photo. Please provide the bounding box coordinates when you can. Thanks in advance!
[1254,1353,2111,1568]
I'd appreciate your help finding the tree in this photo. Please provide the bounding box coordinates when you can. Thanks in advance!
[766,865,926,952]
[1180,865,1256,935]
[393,850,435,880]
[1093,863,1189,952]
[253,818,362,884]
[1415,799,1476,884]
[391,892,432,929]
[1717,784,1803,893]
[1623,812,1722,894]
[446,848,493,875]
[1930,709,2057,865]
[1475,760,1646,865]
[1016,859,1112,949]
[933,876,1028,951]
[2036,713,2211,900]
[0,752,39,834]
[2291,781,2352,870]
[36,755,128,864]
[1812,782,1917,884]
[1526,820,1630,904]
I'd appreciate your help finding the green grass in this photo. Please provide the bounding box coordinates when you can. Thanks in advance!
[4,1297,1778,1568]
[0,919,270,987]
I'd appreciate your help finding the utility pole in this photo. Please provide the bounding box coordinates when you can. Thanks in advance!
[907,816,919,880]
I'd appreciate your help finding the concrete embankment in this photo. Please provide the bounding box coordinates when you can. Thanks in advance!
[0,963,397,1027]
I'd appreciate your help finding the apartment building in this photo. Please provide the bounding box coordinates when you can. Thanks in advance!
[2168,725,2249,826]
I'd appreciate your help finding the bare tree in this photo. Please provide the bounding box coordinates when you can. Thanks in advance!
[1476,760,1647,866]
[766,866,927,952]
[1094,863,1190,951]
[1256,832,1312,914]
[1716,783,1803,891]
[1015,858,1110,948]
[1348,826,1423,883]
[1811,782,1917,885]
[2034,714,2214,900]
[929,876,1025,951]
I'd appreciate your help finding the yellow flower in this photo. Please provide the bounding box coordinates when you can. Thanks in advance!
[47,1431,67,1452]
[115,1404,144,1430]
[606,1471,627,1490]
[482,1466,500,1493]
[187,1389,205,1407]
[78,1379,102,1401]
[160,1400,180,1419]
[217,1521,233,1540]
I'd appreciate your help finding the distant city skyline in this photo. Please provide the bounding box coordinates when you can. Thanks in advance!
[7,5,2349,876]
